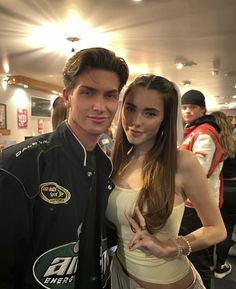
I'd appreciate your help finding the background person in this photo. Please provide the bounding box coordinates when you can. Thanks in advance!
[98,127,114,156]
[210,111,236,278]
[106,75,226,289]
[51,96,68,130]
[0,47,129,289]
[179,90,224,289]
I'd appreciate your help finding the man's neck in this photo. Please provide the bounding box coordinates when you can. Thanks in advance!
[67,121,98,151]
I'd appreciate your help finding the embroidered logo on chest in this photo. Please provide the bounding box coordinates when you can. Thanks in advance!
[40,182,71,204]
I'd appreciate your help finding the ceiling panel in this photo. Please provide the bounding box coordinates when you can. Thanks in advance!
[0,0,236,110]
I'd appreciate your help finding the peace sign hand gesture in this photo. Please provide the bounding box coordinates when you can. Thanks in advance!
[126,206,177,259]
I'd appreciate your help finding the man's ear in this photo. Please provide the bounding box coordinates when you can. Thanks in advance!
[63,89,70,108]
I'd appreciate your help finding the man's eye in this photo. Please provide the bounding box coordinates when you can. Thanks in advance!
[106,93,119,99]
[80,89,92,96]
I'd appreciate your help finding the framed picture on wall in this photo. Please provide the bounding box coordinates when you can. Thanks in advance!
[0,103,7,129]
[17,108,28,128]
[31,97,51,117]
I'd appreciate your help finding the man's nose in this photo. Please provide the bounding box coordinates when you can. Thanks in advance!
[93,95,105,111]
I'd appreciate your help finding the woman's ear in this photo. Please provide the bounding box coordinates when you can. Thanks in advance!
[63,88,70,108]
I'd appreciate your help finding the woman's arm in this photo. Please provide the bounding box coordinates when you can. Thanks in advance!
[178,149,226,251]
[127,150,226,259]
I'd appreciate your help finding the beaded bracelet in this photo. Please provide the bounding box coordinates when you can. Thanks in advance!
[177,235,192,256]
[171,237,183,258]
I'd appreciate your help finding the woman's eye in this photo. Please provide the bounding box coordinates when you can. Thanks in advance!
[146,111,156,117]
[126,106,134,112]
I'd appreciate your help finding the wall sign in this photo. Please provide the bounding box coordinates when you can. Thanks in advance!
[0,103,7,129]
[38,118,44,134]
[17,108,28,128]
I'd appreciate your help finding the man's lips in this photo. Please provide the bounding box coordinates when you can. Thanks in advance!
[88,116,108,124]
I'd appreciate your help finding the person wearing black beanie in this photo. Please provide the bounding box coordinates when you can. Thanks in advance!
[179,89,225,289]
[181,89,206,108]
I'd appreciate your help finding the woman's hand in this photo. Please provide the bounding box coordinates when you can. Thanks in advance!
[126,206,177,258]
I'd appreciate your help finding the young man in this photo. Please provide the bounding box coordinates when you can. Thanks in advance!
[0,47,129,289]
[179,89,224,289]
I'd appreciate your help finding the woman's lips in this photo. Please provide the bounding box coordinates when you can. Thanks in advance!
[130,129,143,138]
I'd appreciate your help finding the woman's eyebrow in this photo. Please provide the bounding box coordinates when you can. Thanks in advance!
[125,102,136,107]
[144,107,158,112]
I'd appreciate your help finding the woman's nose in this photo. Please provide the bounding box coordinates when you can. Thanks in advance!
[132,113,142,126]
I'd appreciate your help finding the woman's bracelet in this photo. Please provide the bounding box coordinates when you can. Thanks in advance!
[176,235,192,256]
[171,238,183,258]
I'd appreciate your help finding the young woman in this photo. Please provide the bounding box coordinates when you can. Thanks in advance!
[210,111,236,278]
[106,75,226,289]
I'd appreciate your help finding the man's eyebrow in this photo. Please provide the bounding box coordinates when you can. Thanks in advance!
[79,85,96,91]
[79,85,119,93]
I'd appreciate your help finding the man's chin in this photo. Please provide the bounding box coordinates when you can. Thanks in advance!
[90,128,108,137]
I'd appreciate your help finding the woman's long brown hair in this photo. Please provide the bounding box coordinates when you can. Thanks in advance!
[211,111,236,159]
[112,75,179,233]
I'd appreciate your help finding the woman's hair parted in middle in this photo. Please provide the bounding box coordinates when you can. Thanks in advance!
[112,74,179,233]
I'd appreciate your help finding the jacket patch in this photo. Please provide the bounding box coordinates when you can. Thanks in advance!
[40,182,71,204]
[33,242,78,289]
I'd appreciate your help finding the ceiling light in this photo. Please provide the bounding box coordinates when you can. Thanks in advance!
[176,62,184,70]
[228,103,236,109]
[66,36,80,53]
[224,71,235,77]
[0,75,11,90]
[175,57,197,70]
[66,36,80,42]
[211,69,219,76]
[181,80,191,87]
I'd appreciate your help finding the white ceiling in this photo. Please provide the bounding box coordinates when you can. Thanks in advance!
[0,0,236,110]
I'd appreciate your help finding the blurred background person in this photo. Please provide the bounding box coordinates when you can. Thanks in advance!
[51,96,68,130]
[179,90,224,289]
[210,111,236,278]
[98,127,114,157]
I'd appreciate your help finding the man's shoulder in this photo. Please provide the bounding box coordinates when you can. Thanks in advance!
[0,132,53,165]
[194,122,217,134]
[0,132,59,180]
[0,131,65,198]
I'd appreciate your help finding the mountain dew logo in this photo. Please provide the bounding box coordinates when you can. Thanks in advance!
[33,242,78,289]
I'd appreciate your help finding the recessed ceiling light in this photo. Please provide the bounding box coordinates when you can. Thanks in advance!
[211,69,219,76]
[176,62,184,70]
[181,80,191,87]
[132,0,143,2]
[175,57,197,70]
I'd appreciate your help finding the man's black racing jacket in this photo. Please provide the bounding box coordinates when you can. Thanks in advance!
[0,121,115,289]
